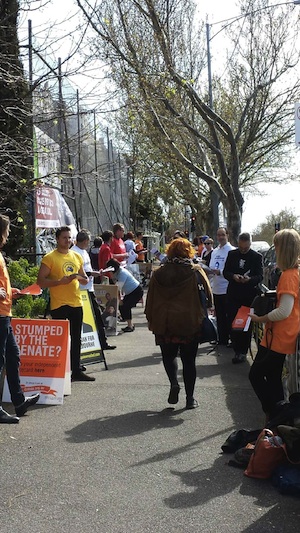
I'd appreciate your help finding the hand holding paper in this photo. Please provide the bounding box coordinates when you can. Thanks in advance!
[19,283,42,296]
[127,249,138,266]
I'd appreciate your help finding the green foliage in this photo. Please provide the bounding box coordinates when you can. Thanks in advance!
[12,295,47,318]
[30,297,47,317]
[7,257,46,317]
[12,296,33,318]
[7,257,39,289]
[252,209,300,244]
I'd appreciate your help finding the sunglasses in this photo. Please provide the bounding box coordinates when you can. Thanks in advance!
[204,242,212,245]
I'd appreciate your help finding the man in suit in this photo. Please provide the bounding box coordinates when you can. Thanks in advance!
[224,232,263,364]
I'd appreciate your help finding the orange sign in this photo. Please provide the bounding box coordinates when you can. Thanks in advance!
[12,318,69,378]
[2,319,70,406]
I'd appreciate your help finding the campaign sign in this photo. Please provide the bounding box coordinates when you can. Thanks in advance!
[2,319,69,405]
[94,284,119,336]
[81,290,101,363]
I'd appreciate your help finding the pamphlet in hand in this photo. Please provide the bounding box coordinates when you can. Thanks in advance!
[150,247,165,262]
[127,249,138,266]
[19,283,42,296]
[102,266,115,273]
[232,306,252,331]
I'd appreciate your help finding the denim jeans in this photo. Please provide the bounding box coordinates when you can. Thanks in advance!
[0,316,25,406]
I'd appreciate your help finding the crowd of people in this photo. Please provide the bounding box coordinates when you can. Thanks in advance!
[146,227,300,424]
[1,215,300,428]
[36,224,144,383]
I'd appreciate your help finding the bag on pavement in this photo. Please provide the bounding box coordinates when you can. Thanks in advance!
[221,428,261,454]
[244,429,286,479]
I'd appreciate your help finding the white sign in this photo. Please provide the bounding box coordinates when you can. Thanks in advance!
[295,103,300,146]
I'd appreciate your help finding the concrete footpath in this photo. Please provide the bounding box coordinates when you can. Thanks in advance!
[1,303,300,533]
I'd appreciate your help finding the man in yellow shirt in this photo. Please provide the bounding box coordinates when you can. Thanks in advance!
[37,226,95,382]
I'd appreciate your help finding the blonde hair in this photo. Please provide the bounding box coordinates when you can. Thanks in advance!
[273,229,300,271]
[166,238,195,259]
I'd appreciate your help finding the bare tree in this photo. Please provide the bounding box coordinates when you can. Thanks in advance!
[74,0,300,242]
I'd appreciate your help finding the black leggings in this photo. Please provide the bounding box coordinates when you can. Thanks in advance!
[120,285,143,320]
[249,344,286,415]
[160,339,199,400]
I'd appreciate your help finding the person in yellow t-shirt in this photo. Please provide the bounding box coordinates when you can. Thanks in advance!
[249,229,300,421]
[0,214,40,423]
[37,226,95,382]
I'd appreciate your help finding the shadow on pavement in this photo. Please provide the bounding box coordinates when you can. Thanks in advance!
[105,352,162,370]
[130,425,235,468]
[65,408,185,443]
[164,455,244,509]
[163,455,297,521]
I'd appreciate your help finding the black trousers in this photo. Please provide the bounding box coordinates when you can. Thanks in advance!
[120,285,143,320]
[249,345,286,415]
[213,293,230,344]
[227,298,253,355]
[160,339,199,400]
[50,305,83,375]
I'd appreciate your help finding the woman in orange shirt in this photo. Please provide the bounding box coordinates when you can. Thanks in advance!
[0,215,40,423]
[249,229,300,420]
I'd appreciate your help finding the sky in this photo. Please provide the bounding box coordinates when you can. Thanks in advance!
[19,0,300,234]
[196,0,300,233]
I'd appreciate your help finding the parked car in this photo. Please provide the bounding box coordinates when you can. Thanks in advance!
[251,240,270,254]
[262,244,281,289]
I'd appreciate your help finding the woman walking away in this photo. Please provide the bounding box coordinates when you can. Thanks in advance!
[145,238,212,409]
[106,259,143,332]
[249,229,300,422]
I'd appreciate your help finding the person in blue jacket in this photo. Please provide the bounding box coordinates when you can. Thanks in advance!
[106,259,143,333]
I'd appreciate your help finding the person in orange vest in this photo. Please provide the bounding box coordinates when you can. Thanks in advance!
[0,214,40,423]
[135,232,147,263]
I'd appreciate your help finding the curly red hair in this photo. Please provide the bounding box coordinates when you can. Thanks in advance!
[166,238,195,259]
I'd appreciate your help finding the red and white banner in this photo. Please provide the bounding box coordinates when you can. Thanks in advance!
[35,186,76,229]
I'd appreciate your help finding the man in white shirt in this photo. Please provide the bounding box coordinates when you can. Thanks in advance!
[209,227,235,346]
[71,230,116,353]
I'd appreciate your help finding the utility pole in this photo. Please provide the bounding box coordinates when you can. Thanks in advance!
[27,19,36,259]
[76,89,83,227]
[206,23,220,238]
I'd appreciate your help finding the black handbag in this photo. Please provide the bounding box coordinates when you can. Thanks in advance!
[251,290,277,316]
[200,315,217,344]
[195,270,217,343]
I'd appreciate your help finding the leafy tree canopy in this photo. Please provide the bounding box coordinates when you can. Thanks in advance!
[252,208,300,245]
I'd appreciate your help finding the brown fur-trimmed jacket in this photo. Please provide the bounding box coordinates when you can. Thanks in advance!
[145,261,212,337]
